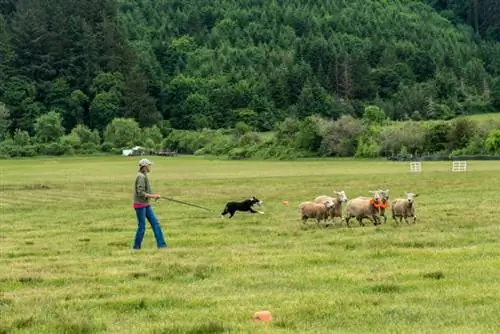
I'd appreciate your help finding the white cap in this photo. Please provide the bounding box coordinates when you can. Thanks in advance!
[138,158,153,167]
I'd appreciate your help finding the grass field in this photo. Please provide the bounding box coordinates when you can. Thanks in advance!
[465,112,500,122]
[2,156,500,333]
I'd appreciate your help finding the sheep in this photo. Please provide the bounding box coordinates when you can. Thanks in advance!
[314,190,349,226]
[358,189,390,225]
[376,189,390,223]
[391,192,418,224]
[298,199,335,227]
[345,190,385,227]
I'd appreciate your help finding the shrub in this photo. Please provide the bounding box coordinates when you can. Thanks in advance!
[320,115,365,157]
[38,142,66,156]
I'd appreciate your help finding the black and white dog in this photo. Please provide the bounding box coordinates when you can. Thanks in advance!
[220,196,264,218]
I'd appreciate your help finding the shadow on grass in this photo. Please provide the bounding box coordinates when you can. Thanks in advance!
[392,240,439,248]
[104,297,185,312]
[155,322,228,334]
[1,317,36,333]
[362,283,405,294]
[151,263,221,282]
[18,276,44,285]
[422,270,445,280]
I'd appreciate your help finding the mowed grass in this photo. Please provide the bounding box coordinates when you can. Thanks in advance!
[2,156,500,333]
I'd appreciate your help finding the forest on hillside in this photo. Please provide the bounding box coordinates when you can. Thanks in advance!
[1,0,500,159]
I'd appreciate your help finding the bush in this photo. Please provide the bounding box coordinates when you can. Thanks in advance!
[161,129,216,154]
[447,117,477,151]
[78,143,100,154]
[198,132,236,156]
[320,115,365,157]
[0,144,38,157]
[485,129,500,154]
[100,142,114,152]
[423,121,452,153]
[60,133,81,150]
[38,142,66,156]
[233,121,252,138]
[238,132,261,147]
[295,116,322,152]
[104,118,141,148]
[228,147,252,160]
[377,121,426,157]
[355,137,380,158]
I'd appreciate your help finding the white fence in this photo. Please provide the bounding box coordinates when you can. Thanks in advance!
[452,161,467,172]
[409,162,422,173]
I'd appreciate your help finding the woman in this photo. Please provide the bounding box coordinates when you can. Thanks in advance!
[132,158,167,250]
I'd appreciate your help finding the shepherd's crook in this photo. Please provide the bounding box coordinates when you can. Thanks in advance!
[156,197,213,212]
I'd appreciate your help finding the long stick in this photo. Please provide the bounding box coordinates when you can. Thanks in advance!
[156,197,213,212]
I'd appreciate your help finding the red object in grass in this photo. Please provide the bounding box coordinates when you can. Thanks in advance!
[253,310,272,323]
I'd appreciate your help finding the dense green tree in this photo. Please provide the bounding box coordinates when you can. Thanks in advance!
[34,111,65,143]
[0,103,11,140]
[1,0,500,138]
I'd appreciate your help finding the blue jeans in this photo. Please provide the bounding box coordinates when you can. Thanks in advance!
[133,205,167,249]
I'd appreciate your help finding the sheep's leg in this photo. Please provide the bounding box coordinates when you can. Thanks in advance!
[345,215,352,227]
[413,216,417,224]
[356,217,363,226]
[325,214,331,226]
[404,215,410,224]
[338,215,345,227]
[380,209,387,223]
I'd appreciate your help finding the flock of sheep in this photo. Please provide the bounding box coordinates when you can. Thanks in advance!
[298,189,419,227]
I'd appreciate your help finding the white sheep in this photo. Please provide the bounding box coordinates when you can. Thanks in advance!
[391,192,418,224]
[376,189,390,223]
[314,190,349,225]
[298,199,335,227]
[345,190,385,227]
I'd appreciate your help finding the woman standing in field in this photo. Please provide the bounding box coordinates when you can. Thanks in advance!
[132,158,168,250]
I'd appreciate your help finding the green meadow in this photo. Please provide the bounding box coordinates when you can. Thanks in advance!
[2,156,500,333]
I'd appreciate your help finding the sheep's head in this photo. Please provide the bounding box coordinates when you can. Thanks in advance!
[323,199,336,209]
[378,189,390,203]
[405,192,418,205]
[369,190,382,202]
[336,190,348,203]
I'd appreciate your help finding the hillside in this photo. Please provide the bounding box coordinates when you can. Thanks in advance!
[116,0,500,130]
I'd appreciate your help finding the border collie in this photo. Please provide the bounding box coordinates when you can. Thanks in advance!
[221,196,264,218]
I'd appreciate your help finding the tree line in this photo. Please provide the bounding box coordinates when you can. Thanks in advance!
[1,0,500,152]
[2,107,500,161]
